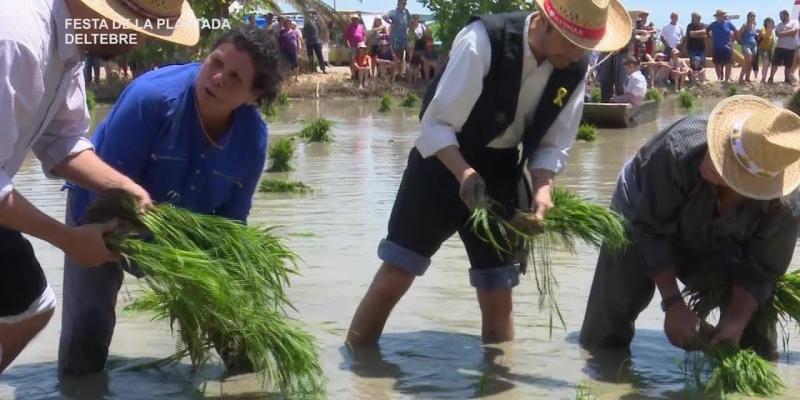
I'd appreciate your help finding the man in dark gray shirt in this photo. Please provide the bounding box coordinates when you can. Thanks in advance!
[302,16,327,74]
[580,95,800,360]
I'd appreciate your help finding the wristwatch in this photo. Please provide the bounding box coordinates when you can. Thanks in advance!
[660,293,683,312]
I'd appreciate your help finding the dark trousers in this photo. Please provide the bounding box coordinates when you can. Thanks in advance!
[84,56,101,85]
[597,52,627,102]
[306,43,326,72]
[579,194,778,359]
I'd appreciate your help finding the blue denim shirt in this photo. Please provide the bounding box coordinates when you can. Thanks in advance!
[67,63,267,223]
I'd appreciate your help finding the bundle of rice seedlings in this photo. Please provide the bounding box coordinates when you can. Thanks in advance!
[298,118,334,143]
[469,187,627,332]
[727,85,739,97]
[645,88,663,102]
[378,92,393,112]
[86,88,97,113]
[278,92,290,106]
[400,92,420,108]
[702,344,783,398]
[773,270,800,325]
[267,137,295,172]
[260,178,312,194]
[677,91,698,111]
[590,87,601,103]
[262,102,279,118]
[85,190,325,395]
[576,123,597,142]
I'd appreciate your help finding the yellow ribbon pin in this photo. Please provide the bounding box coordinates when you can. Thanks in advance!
[553,87,568,107]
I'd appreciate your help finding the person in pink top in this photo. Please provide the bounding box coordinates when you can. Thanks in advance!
[345,14,366,78]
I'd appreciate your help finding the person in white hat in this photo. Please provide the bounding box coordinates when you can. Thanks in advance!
[348,0,631,346]
[0,0,198,373]
[581,96,800,360]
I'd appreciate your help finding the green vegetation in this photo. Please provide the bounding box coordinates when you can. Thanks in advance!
[704,345,783,397]
[727,85,739,97]
[645,88,663,102]
[379,92,393,112]
[589,87,602,103]
[401,92,421,108]
[576,123,597,142]
[262,102,279,119]
[418,0,534,49]
[575,384,598,400]
[298,118,334,143]
[86,88,97,113]
[267,137,295,172]
[470,187,627,334]
[677,91,698,111]
[85,190,324,395]
[278,92,290,106]
[259,178,311,194]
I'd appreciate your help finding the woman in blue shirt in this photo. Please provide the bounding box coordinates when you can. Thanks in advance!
[58,28,284,375]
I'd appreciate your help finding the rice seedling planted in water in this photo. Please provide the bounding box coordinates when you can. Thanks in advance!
[677,91,698,111]
[575,384,598,400]
[576,123,597,142]
[727,85,738,97]
[401,92,420,108]
[702,345,783,397]
[262,102,279,118]
[267,137,295,172]
[259,178,312,193]
[84,190,325,395]
[298,118,334,143]
[379,92,393,112]
[645,88,663,102]
[469,187,627,333]
[278,92,290,106]
[590,87,601,103]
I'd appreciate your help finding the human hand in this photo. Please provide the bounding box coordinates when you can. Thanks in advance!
[62,223,119,267]
[664,300,701,350]
[458,168,486,211]
[529,170,554,224]
[711,317,748,347]
[121,181,152,211]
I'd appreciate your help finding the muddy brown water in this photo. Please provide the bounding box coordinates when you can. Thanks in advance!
[2,98,800,399]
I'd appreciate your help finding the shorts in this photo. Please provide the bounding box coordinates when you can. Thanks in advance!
[391,35,408,53]
[379,148,529,290]
[712,46,733,65]
[758,48,773,64]
[0,227,56,323]
[281,50,298,69]
[742,43,757,56]
[772,47,796,67]
[688,50,706,66]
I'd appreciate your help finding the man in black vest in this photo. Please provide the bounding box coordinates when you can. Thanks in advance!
[347,0,631,346]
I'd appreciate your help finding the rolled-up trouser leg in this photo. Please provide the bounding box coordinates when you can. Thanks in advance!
[579,239,656,349]
[58,192,123,374]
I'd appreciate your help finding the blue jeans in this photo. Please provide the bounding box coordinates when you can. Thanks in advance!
[83,56,101,85]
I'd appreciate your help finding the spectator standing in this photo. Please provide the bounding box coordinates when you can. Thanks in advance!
[660,12,684,56]
[706,9,737,82]
[769,10,798,84]
[83,55,101,86]
[345,14,366,59]
[247,14,257,29]
[737,12,758,83]
[758,17,775,83]
[386,0,411,75]
[279,18,300,80]
[303,16,327,74]
[686,12,708,66]
[634,11,656,59]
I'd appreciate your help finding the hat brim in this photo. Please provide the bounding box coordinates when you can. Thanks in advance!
[534,0,633,52]
[80,0,199,46]
[707,95,800,200]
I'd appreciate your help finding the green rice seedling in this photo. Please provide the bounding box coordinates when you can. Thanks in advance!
[645,88,663,102]
[727,85,738,97]
[259,178,311,194]
[379,92,393,112]
[575,384,598,400]
[86,88,97,113]
[262,102,279,119]
[590,87,601,103]
[278,92,290,106]
[469,187,627,334]
[703,345,783,397]
[774,270,800,325]
[677,91,698,111]
[85,190,325,395]
[267,137,295,172]
[401,92,420,108]
[298,118,334,143]
[576,123,597,142]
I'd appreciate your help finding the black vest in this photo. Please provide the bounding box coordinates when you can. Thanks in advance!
[420,12,587,167]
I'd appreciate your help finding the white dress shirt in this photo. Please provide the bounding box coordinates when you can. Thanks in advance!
[660,23,685,50]
[415,14,585,174]
[0,0,93,200]
[625,70,648,105]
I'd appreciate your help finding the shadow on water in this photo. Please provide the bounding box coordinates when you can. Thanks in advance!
[340,330,572,399]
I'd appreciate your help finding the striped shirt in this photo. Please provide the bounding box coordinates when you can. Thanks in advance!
[0,0,93,201]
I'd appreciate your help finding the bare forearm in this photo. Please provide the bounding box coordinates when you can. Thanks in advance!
[654,268,681,298]
[530,168,555,190]
[435,145,472,181]
[0,190,68,249]
[725,285,758,324]
[52,150,134,193]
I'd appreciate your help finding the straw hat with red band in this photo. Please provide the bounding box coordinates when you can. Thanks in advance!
[707,95,800,200]
[533,0,632,52]
[79,0,199,46]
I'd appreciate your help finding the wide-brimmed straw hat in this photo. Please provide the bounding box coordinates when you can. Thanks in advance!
[80,0,198,46]
[534,0,632,52]
[714,9,727,17]
[628,9,645,22]
[707,95,800,200]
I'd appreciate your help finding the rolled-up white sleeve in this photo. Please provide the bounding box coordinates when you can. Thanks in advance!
[529,80,586,174]
[32,63,93,177]
[415,21,491,158]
